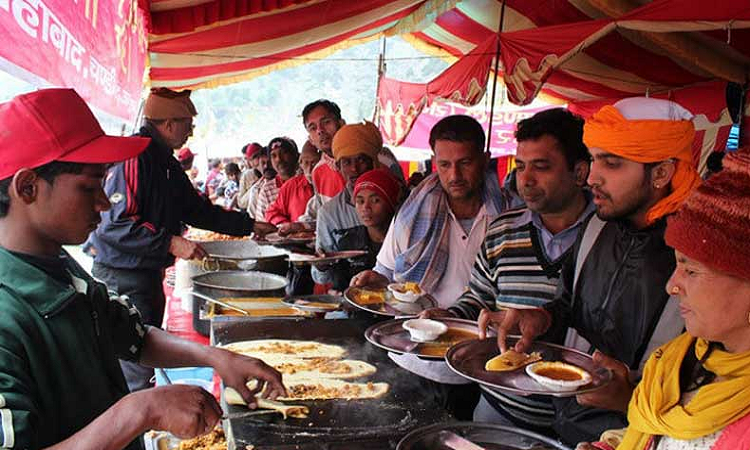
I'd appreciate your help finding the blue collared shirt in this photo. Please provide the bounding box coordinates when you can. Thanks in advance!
[530,195,596,261]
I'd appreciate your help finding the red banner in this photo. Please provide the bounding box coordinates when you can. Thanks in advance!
[0,0,147,121]
[399,101,554,158]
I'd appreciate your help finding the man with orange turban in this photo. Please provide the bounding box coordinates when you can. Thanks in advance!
[487,97,700,446]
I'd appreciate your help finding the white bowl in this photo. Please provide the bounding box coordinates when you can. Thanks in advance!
[402,319,448,343]
[525,361,592,392]
[388,283,422,303]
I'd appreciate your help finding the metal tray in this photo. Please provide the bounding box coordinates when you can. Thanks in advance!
[445,337,612,397]
[259,232,316,245]
[288,250,368,264]
[343,286,437,317]
[397,422,571,450]
[282,294,343,313]
[365,318,483,360]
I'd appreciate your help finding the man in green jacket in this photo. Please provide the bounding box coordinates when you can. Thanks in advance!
[0,89,285,450]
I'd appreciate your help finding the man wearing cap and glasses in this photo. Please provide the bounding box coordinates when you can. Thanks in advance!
[89,88,276,392]
[0,89,285,450]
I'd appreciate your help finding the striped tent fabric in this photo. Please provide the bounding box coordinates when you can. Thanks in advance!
[143,0,750,153]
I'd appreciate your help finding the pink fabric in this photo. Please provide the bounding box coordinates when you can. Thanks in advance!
[264,174,314,225]
[711,413,750,450]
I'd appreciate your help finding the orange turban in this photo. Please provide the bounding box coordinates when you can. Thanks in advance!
[584,102,700,224]
[332,121,382,164]
[143,88,197,120]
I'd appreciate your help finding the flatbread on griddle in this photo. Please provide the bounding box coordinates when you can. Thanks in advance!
[221,339,346,359]
[258,356,376,380]
[243,378,389,401]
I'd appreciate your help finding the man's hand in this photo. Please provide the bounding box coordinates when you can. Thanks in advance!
[478,308,550,353]
[278,222,304,236]
[576,351,633,413]
[419,308,455,319]
[169,236,208,260]
[253,221,277,238]
[140,385,221,439]
[350,270,390,289]
[212,349,286,408]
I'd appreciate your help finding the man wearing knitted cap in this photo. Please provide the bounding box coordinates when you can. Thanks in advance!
[489,97,700,445]
[311,121,387,285]
[90,88,276,392]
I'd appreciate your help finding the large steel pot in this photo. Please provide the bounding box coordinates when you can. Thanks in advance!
[200,240,288,275]
[191,270,288,336]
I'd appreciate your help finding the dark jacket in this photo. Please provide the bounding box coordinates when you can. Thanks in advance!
[91,125,254,270]
[330,225,382,292]
[546,217,678,445]
[0,248,146,449]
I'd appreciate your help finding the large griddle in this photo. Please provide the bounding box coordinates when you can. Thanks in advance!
[213,318,452,450]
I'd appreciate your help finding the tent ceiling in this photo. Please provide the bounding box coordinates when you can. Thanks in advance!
[144,0,750,106]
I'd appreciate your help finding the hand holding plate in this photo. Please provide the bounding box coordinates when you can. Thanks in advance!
[575,351,632,412]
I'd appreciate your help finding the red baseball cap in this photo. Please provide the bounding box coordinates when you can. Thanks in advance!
[178,147,195,161]
[0,88,150,180]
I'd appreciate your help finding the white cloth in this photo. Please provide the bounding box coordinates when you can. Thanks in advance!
[380,205,490,384]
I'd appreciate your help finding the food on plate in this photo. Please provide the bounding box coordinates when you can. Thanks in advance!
[416,328,479,357]
[484,349,543,372]
[239,378,389,401]
[355,289,386,305]
[221,339,347,359]
[178,427,226,450]
[258,356,377,380]
[294,299,340,310]
[392,282,421,294]
[525,361,592,391]
[185,228,247,242]
[222,391,310,419]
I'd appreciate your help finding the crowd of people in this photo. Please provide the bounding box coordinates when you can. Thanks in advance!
[0,85,748,450]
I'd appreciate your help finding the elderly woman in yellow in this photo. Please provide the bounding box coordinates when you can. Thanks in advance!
[579,147,750,450]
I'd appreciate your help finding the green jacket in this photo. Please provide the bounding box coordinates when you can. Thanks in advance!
[0,248,146,449]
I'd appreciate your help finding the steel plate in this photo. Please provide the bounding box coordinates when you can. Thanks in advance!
[288,250,368,264]
[445,337,612,397]
[282,294,343,313]
[344,287,437,317]
[397,422,571,450]
[365,318,484,360]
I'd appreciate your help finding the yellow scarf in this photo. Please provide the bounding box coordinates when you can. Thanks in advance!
[618,333,750,450]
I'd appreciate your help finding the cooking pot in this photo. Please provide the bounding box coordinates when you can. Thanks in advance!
[191,270,288,336]
[397,422,571,450]
[200,241,288,275]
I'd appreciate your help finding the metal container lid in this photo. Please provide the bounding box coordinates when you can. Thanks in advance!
[191,270,288,292]
[397,422,571,450]
[200,240,288,261]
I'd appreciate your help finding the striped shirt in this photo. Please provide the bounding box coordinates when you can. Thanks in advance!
[449,202,594,319]
[447,202,593,430]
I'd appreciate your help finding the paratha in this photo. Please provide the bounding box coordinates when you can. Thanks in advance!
[223,391,309,419]
[484,349,542,372]
[259,356,376,380]
[221,339,347,359]
[241,378,389,401]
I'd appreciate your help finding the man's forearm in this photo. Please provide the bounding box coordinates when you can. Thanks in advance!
[138,327,219,369]
[44,393,148,450]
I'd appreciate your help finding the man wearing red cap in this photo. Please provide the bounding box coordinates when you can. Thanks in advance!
[236,142,264,210]
[89,88,276,392]
[0,89,284,450]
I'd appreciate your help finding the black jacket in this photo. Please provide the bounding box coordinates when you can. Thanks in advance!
[91,125,254,270]
[546,216,678,445]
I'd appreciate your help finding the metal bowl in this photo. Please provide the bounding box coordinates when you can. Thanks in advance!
[397,422,571,450]
[200,240,288,261]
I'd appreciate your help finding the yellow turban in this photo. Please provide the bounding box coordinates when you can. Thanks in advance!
[143,88,197,120]
[332,121,382,163]
[583,101,700,224]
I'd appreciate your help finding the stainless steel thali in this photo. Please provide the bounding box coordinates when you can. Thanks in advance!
[397,422,571,450]
[365,317,483,360]
[445,337,612,397]
[344,286,437,317]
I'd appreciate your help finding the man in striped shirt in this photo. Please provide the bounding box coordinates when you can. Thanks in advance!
[423,108,593,431]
